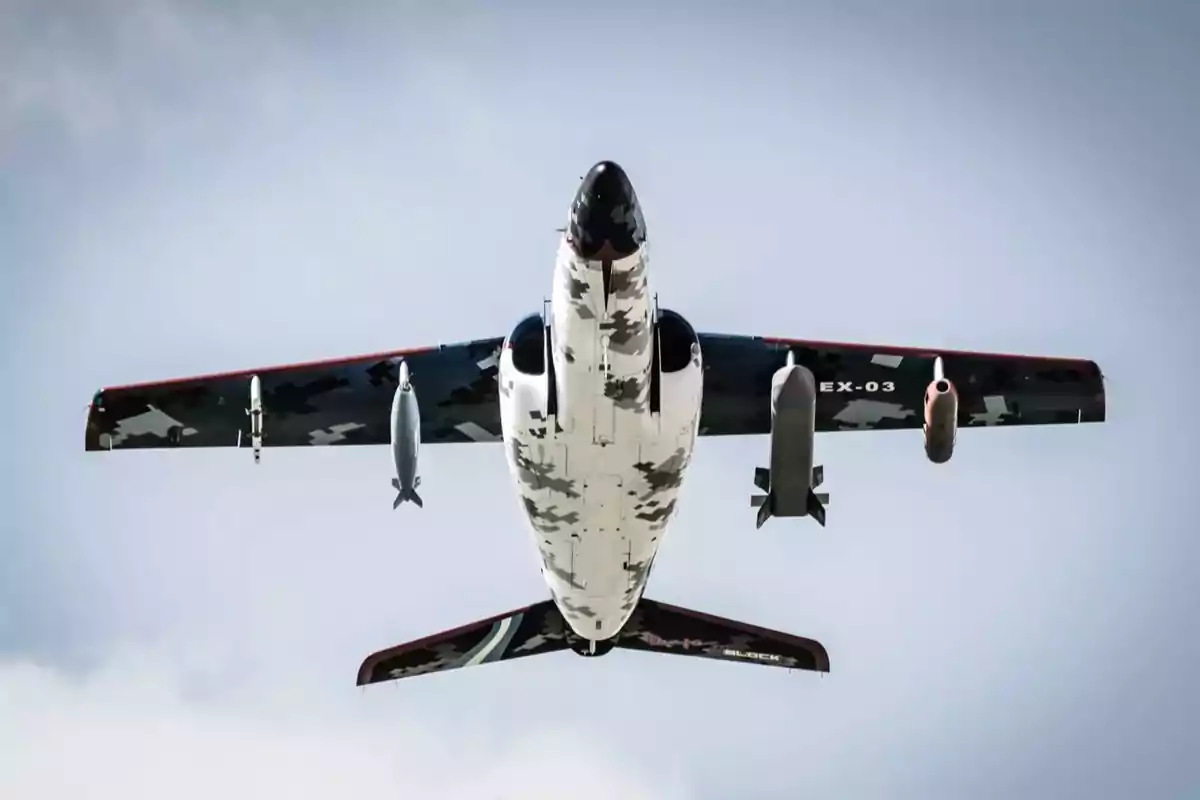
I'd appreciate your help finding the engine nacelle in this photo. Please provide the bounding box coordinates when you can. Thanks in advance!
[506,312,546,376]
[499,312,553,438]
[923,357,958,464]
[655,308,700,374]
[651,308,703,425]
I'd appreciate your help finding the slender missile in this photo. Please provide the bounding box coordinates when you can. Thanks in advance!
[247,374,263,464]
[390,360,423,509]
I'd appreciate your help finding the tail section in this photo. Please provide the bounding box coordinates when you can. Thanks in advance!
[391,478,424,509]
[357,597,829,686]
[751,465,829,528]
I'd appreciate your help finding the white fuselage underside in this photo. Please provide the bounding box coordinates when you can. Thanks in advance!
[498,237,703,641]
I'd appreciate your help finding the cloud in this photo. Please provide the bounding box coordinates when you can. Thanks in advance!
[2,1,295,150]
[0,648,690,800]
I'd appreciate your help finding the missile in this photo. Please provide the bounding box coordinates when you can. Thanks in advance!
[390,360,423,509]
[750,351,829,528]
[247,374,263,464]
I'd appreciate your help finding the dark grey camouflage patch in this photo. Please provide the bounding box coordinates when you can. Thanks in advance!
[602,308,650,356]
[624,557,653,587]
[608,257,647,300]
[567,276,589,301]
[523,496,581,533]
[634,497,676,524]
[633,447,688,498]
[540,546,587,591]
[510,439,580,498]
[604,374,645,411]
[559,595,597,619]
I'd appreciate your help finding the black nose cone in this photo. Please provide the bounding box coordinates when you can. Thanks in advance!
[568,160,646,259]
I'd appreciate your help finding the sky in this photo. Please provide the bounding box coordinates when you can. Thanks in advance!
[2,1,1198,797]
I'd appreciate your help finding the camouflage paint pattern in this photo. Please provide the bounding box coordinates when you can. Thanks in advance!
[82,332,1104,456]
[81,159,1106,685]
[500,227,704,643]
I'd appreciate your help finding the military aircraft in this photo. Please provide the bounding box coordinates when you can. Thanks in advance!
[84,160,1106,685]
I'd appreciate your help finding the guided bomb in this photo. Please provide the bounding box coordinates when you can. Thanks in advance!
[750,351,830,528]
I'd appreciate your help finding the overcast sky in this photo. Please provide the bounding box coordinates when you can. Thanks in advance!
[2,1,1198,798]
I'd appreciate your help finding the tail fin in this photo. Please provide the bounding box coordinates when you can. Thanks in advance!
[753,466,771,492]
[391,478,424,510]
[754,493,773,528]
[806,489,827,527]
[357,596,830,687]
[752,467,773,528]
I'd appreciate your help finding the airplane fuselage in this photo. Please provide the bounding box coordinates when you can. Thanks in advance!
[497,165,703,642]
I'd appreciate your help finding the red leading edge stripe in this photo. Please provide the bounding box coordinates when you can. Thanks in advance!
[760,337,1098,365]
[98,345,439,393]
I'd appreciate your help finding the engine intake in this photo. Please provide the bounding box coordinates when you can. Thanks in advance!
[506,312,546,375]
[655,309,699,374]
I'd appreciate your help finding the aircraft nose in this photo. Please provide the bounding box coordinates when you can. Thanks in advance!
[568,160,646,260]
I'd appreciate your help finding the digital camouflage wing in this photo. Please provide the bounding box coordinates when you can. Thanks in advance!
[84,337,505,451]
[357,600,570,685]
[697,334,1105,435]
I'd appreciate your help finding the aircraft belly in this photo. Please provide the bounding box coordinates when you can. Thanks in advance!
[517,425,693,638]
[501,237,700,641]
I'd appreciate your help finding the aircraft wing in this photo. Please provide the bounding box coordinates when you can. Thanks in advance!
[696,333,1105,435]
[357,600,570,685]
[84,337,505,452]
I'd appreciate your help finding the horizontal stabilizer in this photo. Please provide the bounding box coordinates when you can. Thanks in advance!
[357,597,830,686]
[750,494,767,507]
[619,598,829,673]
[811,464,824,488]
[357,600,570,685]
